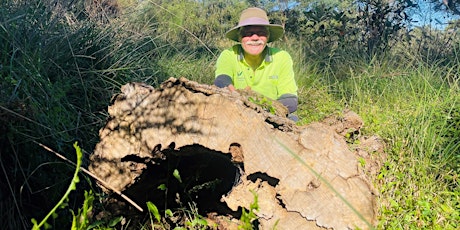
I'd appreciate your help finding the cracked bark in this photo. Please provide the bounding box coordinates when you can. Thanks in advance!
[89,77,379,229]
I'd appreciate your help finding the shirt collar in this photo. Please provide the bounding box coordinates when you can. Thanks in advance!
[238,45,272,63]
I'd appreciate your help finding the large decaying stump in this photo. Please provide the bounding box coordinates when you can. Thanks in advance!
[89,77,381,229]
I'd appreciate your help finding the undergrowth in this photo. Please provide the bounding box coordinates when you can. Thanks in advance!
[31,142,83,230]
[336,60,460,229]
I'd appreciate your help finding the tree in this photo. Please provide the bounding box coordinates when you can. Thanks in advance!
[355,0,417,55]
[428,0,460,15]
[281,0,417,57]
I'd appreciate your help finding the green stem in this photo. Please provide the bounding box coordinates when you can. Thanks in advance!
[32,142,82,230]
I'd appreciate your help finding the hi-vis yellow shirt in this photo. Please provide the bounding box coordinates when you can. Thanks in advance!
[215,44,298,100]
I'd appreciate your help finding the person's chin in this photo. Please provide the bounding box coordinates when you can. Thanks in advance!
[246,47,264,55]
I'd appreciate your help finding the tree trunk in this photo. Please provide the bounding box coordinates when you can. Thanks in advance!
[89,77,379,229]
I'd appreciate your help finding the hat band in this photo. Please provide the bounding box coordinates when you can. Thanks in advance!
[238,17,270,27]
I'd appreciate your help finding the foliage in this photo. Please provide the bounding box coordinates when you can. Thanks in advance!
[248,96,277,114]
[285,0,416,54]
[147,202,163,226]
[239,190,260,230]
[71,190,123,230]
[0,0,173,228]
[128,0,245,51]
[71,190,93,230]
[181,203,209,230]
[427,0,460,15]
[31,142,82,230]
[337,60,460,229]
[146,171,210,230]
[280,0,418,84]
[355,0,417,55]
[397,25,460,70]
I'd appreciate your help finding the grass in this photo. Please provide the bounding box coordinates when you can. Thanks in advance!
[0,0,459,229]
[335,60,460,229]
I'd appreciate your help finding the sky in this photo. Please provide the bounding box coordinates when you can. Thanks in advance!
[276,0,457,30]
[410,0,459,29]
[286,0,459,30]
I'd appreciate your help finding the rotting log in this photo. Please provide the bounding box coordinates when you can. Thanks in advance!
[89,77,381,229]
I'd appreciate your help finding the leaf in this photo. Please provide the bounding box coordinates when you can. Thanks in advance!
[146,201,161,222]
[165,209,173,217]
[31,218,38,230]
[173,169,182,183]
[59,201,69,209]
[87,220,104,229]
[71,213,77,230]
[194,218,207,226]
[158,184,167,190]
[108,216,123,227]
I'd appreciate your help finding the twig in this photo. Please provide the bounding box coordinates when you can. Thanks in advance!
[0,105,51,131]
[33,141,144,212]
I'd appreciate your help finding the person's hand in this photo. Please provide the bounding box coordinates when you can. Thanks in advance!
[228,84,236,92]
[227,84,241,96]
[244,86,251,90]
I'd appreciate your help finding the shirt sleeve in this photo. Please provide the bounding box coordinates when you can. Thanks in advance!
[214,75,232,87]
[215,48,236,81]
[277,94,298,113]
[276,51,298,98]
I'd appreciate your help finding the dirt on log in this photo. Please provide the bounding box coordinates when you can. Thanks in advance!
[89,77,381,229]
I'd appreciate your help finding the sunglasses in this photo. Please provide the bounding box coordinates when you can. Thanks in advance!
[240,30,269,37]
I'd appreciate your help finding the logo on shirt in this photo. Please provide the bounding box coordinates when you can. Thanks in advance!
[237,71,243,76]
[268,75,278,79]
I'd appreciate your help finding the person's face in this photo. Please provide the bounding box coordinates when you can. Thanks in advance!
[240,26,269,57]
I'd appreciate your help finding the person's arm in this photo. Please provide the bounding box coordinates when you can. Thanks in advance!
[276,51,298,113]
[215,47,239,91]
[214,74,236,91]
[214,74,232,88]
[277,93,298,113]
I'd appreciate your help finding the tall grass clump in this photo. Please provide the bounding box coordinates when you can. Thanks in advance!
[0,0,187,228]
[0,0,239,228]
[119,0,249,84]
[283,32,459,228]
[277,38,344,124]
[335,58,459,229]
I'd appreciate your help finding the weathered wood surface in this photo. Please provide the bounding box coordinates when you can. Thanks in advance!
[89,77,380,229]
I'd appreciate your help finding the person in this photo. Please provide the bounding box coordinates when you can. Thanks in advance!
[214,7,299,121]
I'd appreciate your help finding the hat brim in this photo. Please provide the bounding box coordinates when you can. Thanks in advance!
[225,24,284,43]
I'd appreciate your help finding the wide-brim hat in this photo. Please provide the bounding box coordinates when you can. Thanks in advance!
[225,7,284,43]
